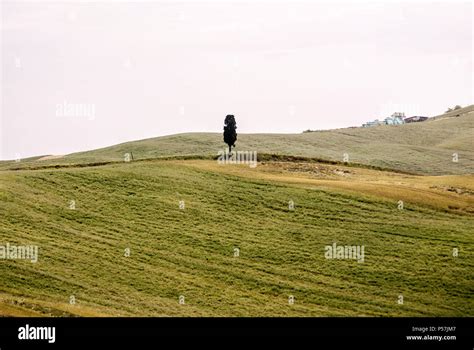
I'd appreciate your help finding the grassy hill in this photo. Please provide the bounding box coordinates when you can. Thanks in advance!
[0,107,473,317]
[2,106,473,175]
[0,159,473,316]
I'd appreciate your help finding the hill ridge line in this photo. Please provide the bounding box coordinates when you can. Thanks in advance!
[4,153,420,175]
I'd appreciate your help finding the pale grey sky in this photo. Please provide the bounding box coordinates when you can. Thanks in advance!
[1,1,472,160]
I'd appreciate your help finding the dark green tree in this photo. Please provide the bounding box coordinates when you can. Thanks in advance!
[223,115,237,154]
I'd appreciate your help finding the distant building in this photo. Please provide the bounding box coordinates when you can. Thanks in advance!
[362,119,385,127]
[405,116,428,123]
[384,112,405,125]
[363,112,405,127]
[362,113,429,127]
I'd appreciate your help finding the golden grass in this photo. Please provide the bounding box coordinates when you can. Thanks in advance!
[179,160,474,214]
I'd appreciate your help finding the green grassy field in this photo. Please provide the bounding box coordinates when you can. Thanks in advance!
[1,108,473,316]
[1,159,473,316]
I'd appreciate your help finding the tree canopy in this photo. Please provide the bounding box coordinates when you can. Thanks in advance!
[223,115,237,154]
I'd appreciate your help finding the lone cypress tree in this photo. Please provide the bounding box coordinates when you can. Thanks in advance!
[223,115,237,154]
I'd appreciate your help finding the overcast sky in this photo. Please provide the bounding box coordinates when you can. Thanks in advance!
[1,1,472,160]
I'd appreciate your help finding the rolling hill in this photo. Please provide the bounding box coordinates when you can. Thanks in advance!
[0,107,473,317]
[2,105,473,175]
